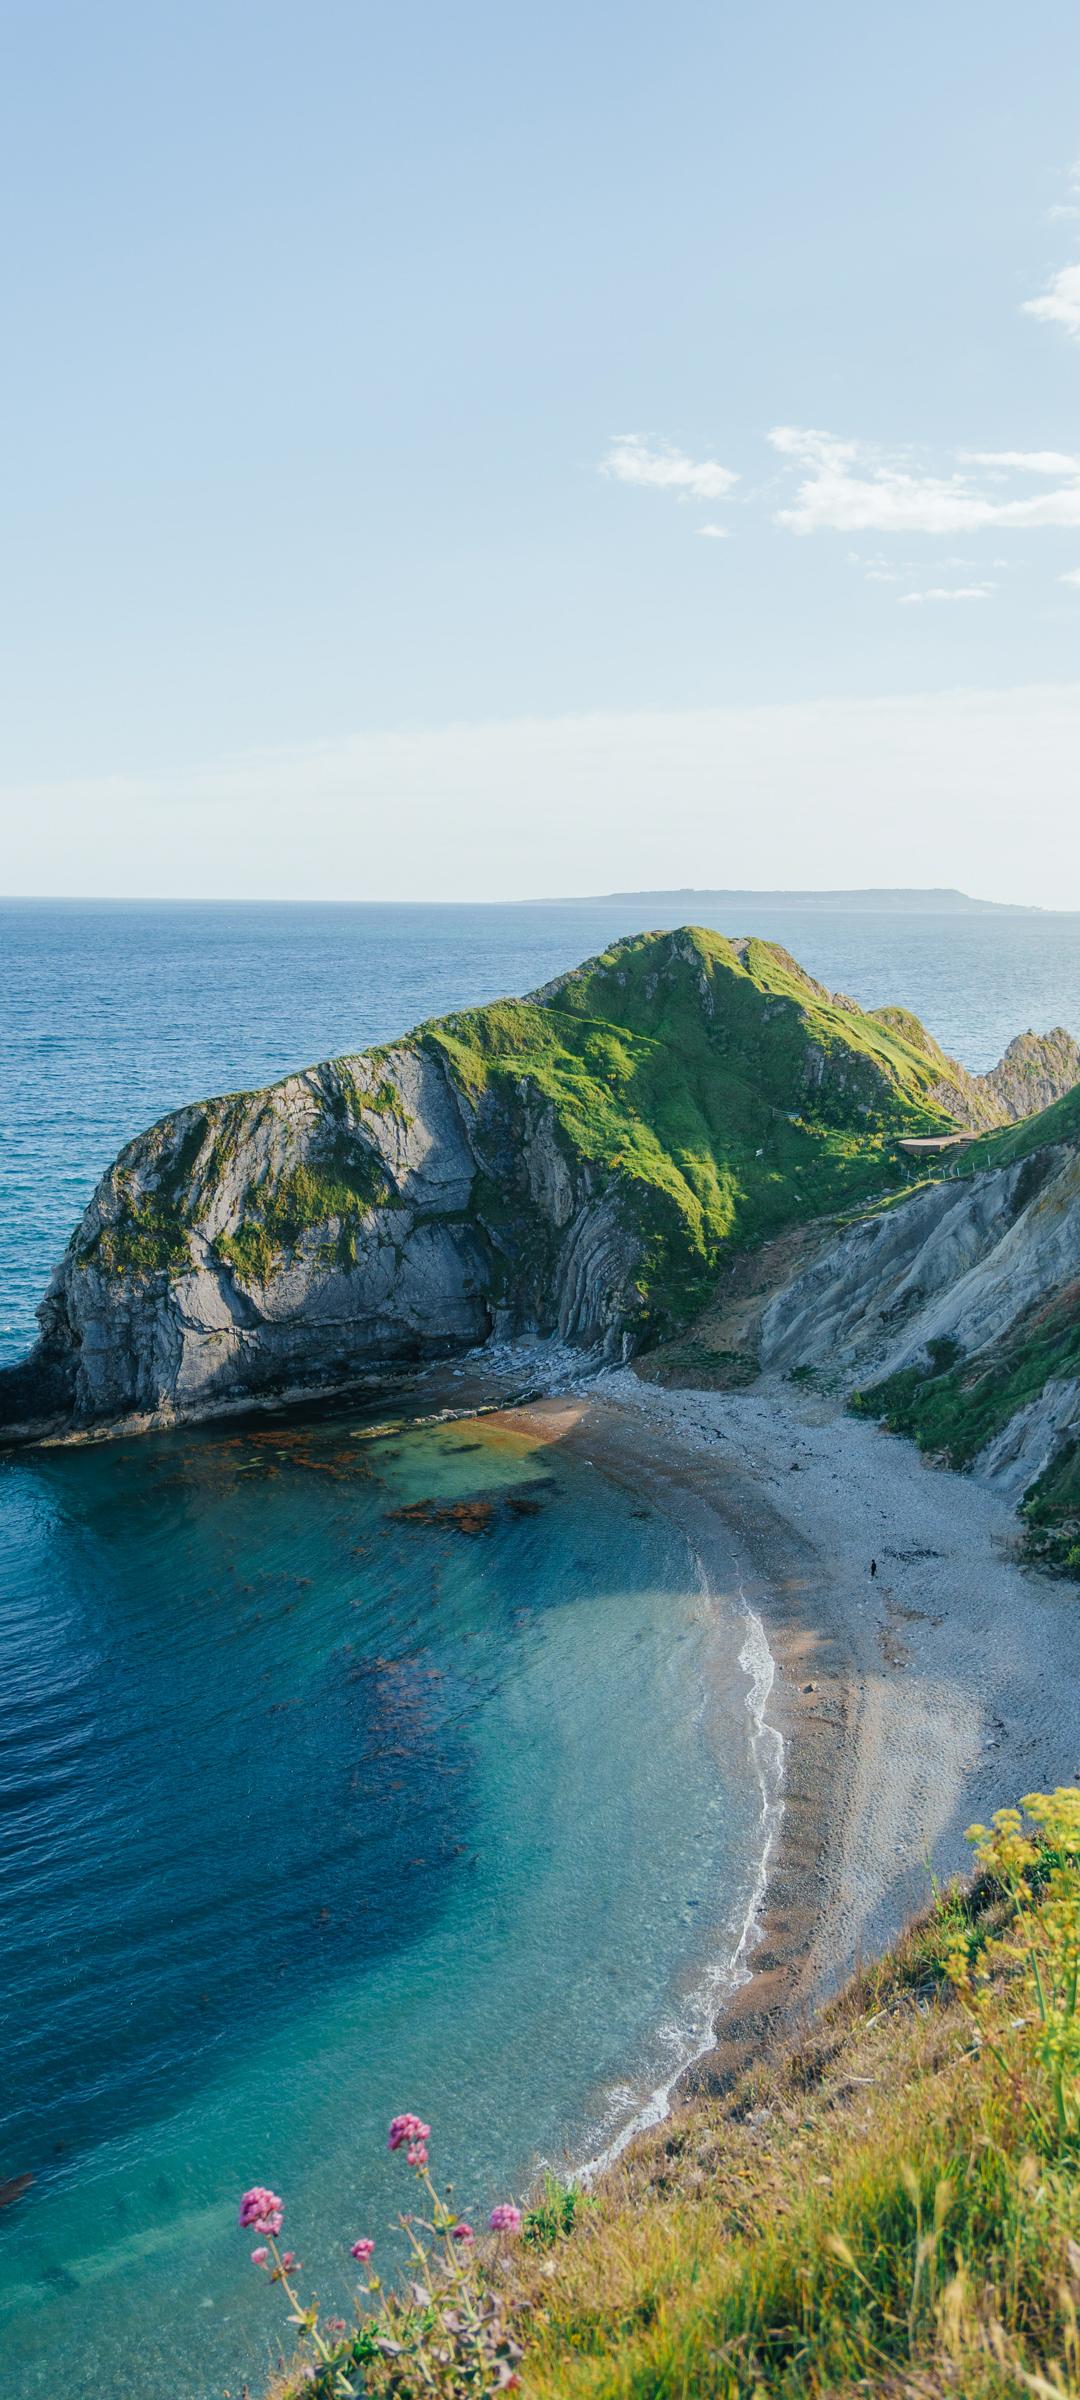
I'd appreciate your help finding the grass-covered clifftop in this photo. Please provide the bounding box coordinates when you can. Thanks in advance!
[2,926,977,1441]
[8,923,1078,1442]
[423,926,957,1332]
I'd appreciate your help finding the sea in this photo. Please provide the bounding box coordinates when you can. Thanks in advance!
[1,897,1079,2400]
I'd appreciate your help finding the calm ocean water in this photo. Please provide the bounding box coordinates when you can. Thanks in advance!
[1,897,1078,2398]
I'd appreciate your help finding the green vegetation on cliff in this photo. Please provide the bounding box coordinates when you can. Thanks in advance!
[423,928,956,1336]
[80,928,965,1349]
[852,1288,1080,1465]
[78,1174,193,1276]
[964,1077,1080,1173]
[217,1149,391,1281]
[851,1299,1080,1574]
[67,928,1079,1378]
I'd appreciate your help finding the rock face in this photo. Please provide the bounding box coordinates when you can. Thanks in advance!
[760,1127,1080,1561]
[978,1028,1080,1121]
[0,1044,644,1440]
[761,1147,1075,1388]
[3,923,1078,1449]
[866,1013,1080,1134]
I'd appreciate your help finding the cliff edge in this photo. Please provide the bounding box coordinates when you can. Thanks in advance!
[1,926,986,1443]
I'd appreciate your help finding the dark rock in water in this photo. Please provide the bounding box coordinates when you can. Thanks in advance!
[386,1497,496,1536]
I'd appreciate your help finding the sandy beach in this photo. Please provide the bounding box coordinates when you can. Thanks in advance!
[495,1371,1080,2097]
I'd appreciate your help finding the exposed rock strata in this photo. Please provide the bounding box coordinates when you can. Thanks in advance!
[0,1046,644,1440]
[760,1141,1080,1534]
[3,924,1078,1451]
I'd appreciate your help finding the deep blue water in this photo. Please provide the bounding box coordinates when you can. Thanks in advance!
[2,897,1079,2399]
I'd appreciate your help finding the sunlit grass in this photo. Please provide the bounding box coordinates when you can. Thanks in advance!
[261,1792,1080,2398]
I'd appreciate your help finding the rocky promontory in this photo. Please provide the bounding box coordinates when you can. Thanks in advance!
[2,926,1078,1446]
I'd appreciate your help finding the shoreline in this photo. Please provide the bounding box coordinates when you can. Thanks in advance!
[495,1376,1080,2126]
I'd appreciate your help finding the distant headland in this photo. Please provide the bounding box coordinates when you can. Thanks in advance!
[538,886,1047,915]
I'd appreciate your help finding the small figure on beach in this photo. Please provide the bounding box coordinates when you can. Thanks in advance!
[870,1558,877,1578]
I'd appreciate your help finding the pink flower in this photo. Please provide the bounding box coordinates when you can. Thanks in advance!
[388,2113,430,2152]
[451,2220,475,2245]
[350,2237,375,2263]
[488,2204,522,2235]
[280,2251,298,2271]
[250,2247,269,2269]
[326,2318,347,2335]
[406,2142,428,2167]
[238,2186,284,2236]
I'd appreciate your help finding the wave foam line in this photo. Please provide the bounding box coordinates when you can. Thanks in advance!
[578,1555,785,2182]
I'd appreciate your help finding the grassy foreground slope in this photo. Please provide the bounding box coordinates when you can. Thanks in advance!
[511,1812,1080,2400]
[266,1794,1080,2400]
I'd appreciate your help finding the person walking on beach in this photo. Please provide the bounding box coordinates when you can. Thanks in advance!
[870,1558,877,1578]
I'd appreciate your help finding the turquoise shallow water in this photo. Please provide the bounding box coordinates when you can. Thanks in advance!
[0,1405,768,2399]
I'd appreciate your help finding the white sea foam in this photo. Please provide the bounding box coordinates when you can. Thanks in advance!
[576,1554,785,2182]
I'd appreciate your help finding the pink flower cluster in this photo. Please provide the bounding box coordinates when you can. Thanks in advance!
[350,2237,375,2263]
[387,2113,430,2153]
[238,2186,284,2237]
[488,2204,522,2235]
[451,2220,475,2245]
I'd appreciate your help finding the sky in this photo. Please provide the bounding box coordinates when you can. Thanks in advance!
[2,0,1080,904]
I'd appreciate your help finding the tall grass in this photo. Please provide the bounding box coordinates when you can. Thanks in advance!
[263,1791,1079,2399]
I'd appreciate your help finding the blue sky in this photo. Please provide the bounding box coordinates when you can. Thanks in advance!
[3,0,1080,901]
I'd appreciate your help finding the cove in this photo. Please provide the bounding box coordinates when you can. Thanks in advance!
[0,1404,772,2399]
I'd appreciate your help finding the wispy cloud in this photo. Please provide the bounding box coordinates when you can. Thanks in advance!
[1029,158,1080,299]
[899,584,997,606]
[1046,158,1080,223]
[769,427,1080,533]
[698,523,730,539]
[959,449,1080,475]
[600,434,738,503]
[1022,263,1080,339]
[1060,568,1080,587]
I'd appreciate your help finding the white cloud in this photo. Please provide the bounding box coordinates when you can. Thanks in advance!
[1060,568,1080,586]
[600,434,738,503]
[769,426,1080,533]
[698,523,730,539]
[3,688,1080,905]
[960,449,1080,475]
[1022,262,1080,339]
[847,548,902,583]
[899,584,996,605]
